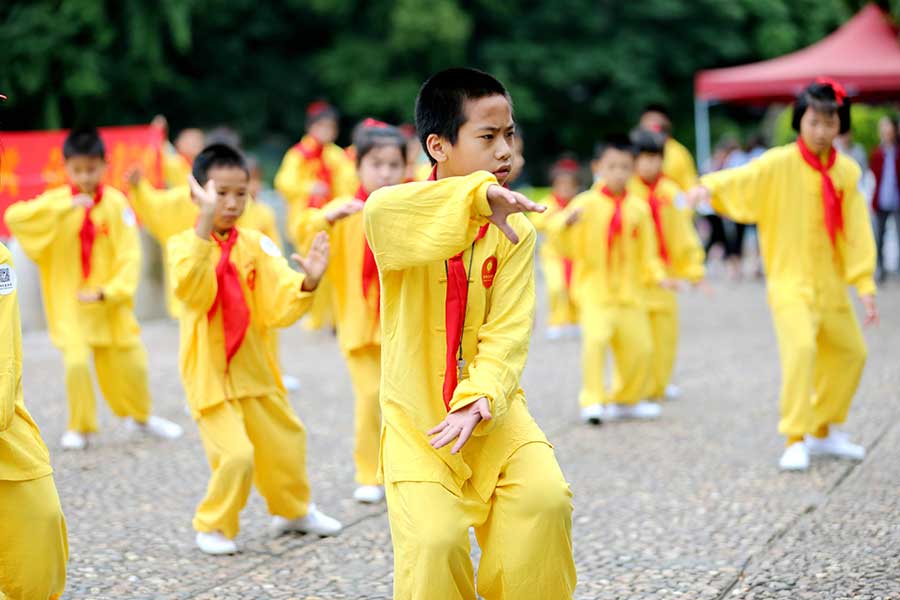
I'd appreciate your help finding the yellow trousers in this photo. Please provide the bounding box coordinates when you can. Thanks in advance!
[770,301,867,438]
[62,342,152,433]
[580,305,653,407]
[386,442,576,600]
[193,394,311,539]
[646,290,679,399]
[541,255,578,327]
[0,475,68,600]
[345,345,382,486]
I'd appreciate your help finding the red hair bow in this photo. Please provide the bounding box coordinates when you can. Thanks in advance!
[816,77,847,106]
[307,100,332,117]
[554,158,580,173]
[362,118,390,129]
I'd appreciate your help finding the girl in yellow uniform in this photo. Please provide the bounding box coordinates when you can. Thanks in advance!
[298,119,407,504]
[549,135,667,424]
[627,128,706,402]
[364,68,575,600]
[274,102,357,331]
[169,144,342,555]
[533,157,582,340]
[6,128,182,450]
[0,243,68,600]
[688,80,878,471]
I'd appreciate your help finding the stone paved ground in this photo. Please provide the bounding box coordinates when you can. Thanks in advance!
[20,271,900,599]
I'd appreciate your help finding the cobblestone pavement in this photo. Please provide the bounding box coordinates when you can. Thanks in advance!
[21,274,900,599]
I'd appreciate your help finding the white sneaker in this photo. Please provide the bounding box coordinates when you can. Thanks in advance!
[779,442,810,471]
[195,531,238,555]
[805,430,865,461]
[270,504,343,538]
[60,430,88,450]
[545,327,565,341]
[603,404,626,421]
[580,404,604,425]
[282,375,301,392]
[630,401,662,419]
[126,416,183,440]
[353,485,386,504]
[664,384,681,400]
[564,325,582,339]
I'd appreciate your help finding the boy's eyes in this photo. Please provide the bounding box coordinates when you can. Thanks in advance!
[481,134,495,140]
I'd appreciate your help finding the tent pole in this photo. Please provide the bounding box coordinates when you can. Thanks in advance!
[694,97,711,174]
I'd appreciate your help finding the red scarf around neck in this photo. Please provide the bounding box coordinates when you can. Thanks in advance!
[357,186,380,307]
[552,193,575,288]
[640,176,670,265]
[295,135,334,209]
[602,185,626,256]
[73,184,104,279]
[207,228,250,368]
[797,137,844,247]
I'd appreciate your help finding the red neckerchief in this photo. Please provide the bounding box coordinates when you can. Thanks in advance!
[640,176,671,265]
[207,228,250,369]
[797,137,844,247]
[294,135,333,208]
[601,185,626,257]
[73,184,104,279]
[357,185,380,307]
[552,193,575,288]
[435,165,490,411]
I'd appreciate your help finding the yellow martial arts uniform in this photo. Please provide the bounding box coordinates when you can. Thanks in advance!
[6,185,152,433]
[701,142,876,438]
[364,171,576,600]
[663,137,698,191]
[549,184,665,408]
[162,148,192,189]
[533,194,579,328]
[274,135,357,330]
[627,176,705,399]
[168,227,316,538]
[301,196,381,486]
[0,245,68,600]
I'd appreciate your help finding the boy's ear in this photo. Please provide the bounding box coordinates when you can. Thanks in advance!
[425,133,449,164]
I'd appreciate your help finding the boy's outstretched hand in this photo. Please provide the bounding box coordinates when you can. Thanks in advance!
[325,199,364,224]
[685,185,712,210]
[861,294,879,327]
[428,397,492,455]
[293,231,330,291]
[486,185,545,244]
[188,175,218,239]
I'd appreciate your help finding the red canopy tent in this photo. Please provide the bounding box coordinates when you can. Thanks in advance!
[692,4,900,170]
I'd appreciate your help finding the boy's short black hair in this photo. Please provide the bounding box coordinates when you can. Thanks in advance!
[63,127,105,160]
[792,80,851,134]
[307,101,339,128]
[630,128,666,155]
[352,119,407,167]
[415,67,512,165]
[192,144,249,186]
[593,133,635,161]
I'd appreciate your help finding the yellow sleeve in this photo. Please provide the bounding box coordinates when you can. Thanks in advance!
[293,200,335,249]
[545,194,589,259]
[129,179,187,240]
[0,249,20,432]
[638,206,666,285]
[168,233,218,312]
[274,147,316,204]
[4,189,74,263]
[331,150,359,198]
[672,146,698,191]
[253,240,315,328]
[670,208,706,282]
[256,202,284,253]
[363,172,496,271]
[101,200,142,304]
[450,218,536,433]
[700,154,774,224]
[839,166,877,296]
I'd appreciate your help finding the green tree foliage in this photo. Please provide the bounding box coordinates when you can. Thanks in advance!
[1,0,898,181]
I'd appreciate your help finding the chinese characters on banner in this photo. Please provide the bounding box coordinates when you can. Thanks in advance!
[0,125,165,236]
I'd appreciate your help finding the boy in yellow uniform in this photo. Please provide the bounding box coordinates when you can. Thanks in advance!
[688,80,878,471]
[0,243,68,600]
[533,156,582,340]
[364,68,576,600]
[299,120,407,504]
[549,134,667,424]
[627,128,706,402]
[169,144,342,555]
[640,103,698,191]
[6,128,182,450]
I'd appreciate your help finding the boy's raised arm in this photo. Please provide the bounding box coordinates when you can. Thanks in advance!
[4,188,75,262]
[256,232,329,329]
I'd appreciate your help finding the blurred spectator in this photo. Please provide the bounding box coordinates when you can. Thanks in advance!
[870,115,900,282]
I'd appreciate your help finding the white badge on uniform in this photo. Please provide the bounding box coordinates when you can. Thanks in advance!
[260,235,281,257]
[0,264,17,295]
[123,207,137,227]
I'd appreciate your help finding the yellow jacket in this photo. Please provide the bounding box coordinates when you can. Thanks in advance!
[129,180,282,316]
[701,142,876,308]
[0,244,53,482]
[168,227,314,416]
[274,136,357,247]
[6,185,142,348]
[299,197,379,354]
[162,149,192,189]
[548,184,666,308]
[664,138,698,191]
[364,172,548,502]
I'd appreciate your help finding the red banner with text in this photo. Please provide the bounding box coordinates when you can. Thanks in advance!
[0,125,164,236]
